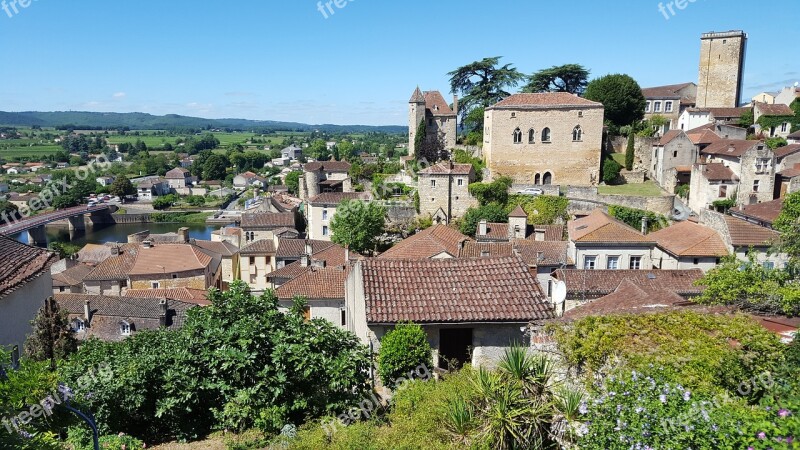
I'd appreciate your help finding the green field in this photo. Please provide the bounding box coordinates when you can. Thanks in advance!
[598,181,664,197]
[0,145,61,158]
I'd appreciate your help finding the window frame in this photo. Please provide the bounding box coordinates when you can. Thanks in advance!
[606,256,620,270]
[629,256,642,270]
[541,128,551,143]
[583,255,597,270]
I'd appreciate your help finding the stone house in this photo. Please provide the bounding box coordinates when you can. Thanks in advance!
[752,92,778,104]
[298,160,352,200]
[305,192,372,241]
[127,242,221,291]
[650,130,698,189]
[52,263,94,294]
[165,167,193,189]
[55,294,197,342]
[191,239,240,290]
[408,87,457,157]
[567,209,654,272]
[275,266,349,327]
[775,85,800,107]
[239,239,277,292]
[136,178,169,201]
[240,212,298,245]
[0,236,57,349]
[281,144,303,160]
[378,224,469,260]
[697,139,774,210]
[233,171,267,190]
[483,93,604,186]
[642,82,697,134]
[417,161,476,224]
[753,102,794,138]
[649,220,728,271]
[772,145,800,197]
[700,210,788,268]
[688,162,739,214]
[345,257,554,369]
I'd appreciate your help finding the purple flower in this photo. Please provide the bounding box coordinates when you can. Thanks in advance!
[659,394,667,404]
[757,431,766,440]
[579,401,588,415]
[683,391,691,401]
[778,409,791,418]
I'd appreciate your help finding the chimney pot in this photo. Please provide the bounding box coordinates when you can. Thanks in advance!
[478,219,488,237]
[84,300,91,325]
[159,299,167,327]
[641,217,649,235]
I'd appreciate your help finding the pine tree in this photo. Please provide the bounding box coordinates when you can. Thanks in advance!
[24,297,78,370]
[625,130,635,171]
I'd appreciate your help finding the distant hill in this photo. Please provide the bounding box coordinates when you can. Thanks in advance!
[0,111,406,134]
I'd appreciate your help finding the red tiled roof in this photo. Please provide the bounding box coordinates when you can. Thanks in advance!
[83,244,139,281]
[308,192,371,206]
[361,257,553,323]
[641,82,695,99]
[409,87,425,103]
[755,102,794,116]
[698,163,736,181]
[165,167,190,179]
[774,144,800,159]
[509,205,527,218]
[52,263,95,287]
[191,240,239,257]
[568,209,652,244]
[124,287,210,306]
[489,93,602,109]
[275,239,336,258]
[424,91,455,116]
[687,127,722,146]
[275,266,348,300]
[0,235,56,299]
[649,221,729,257]
[130,244,212,276]
[687,107,750,118]
[563,280,689,321]
[723,216,779,247]
[553,269,705,298]
[513,240,571,266]
[303,160,352,172]
[701,139,761,157]
[458,242,514,258]
[378,225,469,259]
[240,239,277,255]
[240,212,296,230]
[479,222,509,241]
[730,198,784,225]
[658,130,684,146]
[527,225,565,242]
[420,162,474,176]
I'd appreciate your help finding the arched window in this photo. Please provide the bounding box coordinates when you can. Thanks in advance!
[513,128,522,144]
[528,129,535,144]
[543,172,553,185]
[572,126,582,141]
[541,127,551,142]
[534,173,541,185]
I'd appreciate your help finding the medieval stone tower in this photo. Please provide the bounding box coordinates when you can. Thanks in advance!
[408,87,426,156]
[696,30,747,108]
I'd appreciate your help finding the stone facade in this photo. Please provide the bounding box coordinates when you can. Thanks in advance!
[417,162,477,223]
[564,186,676,216]
[484,93,604,186]
[737,143,776,206]
[650,132,698,187]
[129,271,209,291]
[642,83,697,133]
[306,192,372,241]
[408,88,457,157]
[696,30,747,108]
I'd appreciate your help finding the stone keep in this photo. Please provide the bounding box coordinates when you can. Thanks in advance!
[696,30,747,108]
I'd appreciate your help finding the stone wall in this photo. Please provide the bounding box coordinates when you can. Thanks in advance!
[565,186,675,216]
[608,136,658,175]
[696,32,746,108]
[384,204,417,225]
[510,184,561,196]
[619,170,645,184]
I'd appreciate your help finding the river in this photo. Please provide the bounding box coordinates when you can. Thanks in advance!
[11,223,218,247]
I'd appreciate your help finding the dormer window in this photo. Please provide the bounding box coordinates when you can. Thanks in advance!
[71,318,85,332]
[119,321,132,336]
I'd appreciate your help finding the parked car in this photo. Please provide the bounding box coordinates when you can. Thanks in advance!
[516,187,544,196]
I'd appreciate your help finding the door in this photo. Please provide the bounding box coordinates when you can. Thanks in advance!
[439,328,473,370]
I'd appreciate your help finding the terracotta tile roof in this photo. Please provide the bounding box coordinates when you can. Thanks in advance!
[240,239,277,255]
[527,225,565,241]
[687,128,722,146]
[723,216,780,247]
[698,163,736,181]
[730,198,784,225]
[124,287,210,306]
[675,165,692,172]
[775,144,800,159]
[568,209,652,244]
[165,167,190,179]
[641,82,695,99]
[303,160,351,172]
[553,269,705,298]
[77,243,116,265]
[361,257,554,323]
[788,130,800,139]
[424,91,455,116]
[702,139,762,157]
[240,212,296,230]
[378,224,470,259]
[755,102,794,116]
[779,166,800,178]
[513,240,572,266]
[275,239,336,258]
[687,107,750,118]
[489,93,602,109]
[409,86,425,103]
[190,239,239,257]
[275,266,348,300]
[52,263,95,287]
[84,244,139,281]
[649,221,729,257]
[509,205,527,218]
[129,244,213,276]
[308,192,371,206]
[419,162,474,176]
[269,244,354,283]
[459,242,514,258]
[658,130,684,146]
[0,235,56,299]
[562,280,695,321]
[268,261,311,282]
[479,222,509,241]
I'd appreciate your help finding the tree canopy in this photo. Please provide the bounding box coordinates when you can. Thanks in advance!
[109,175,136,198]
[584,74,647,133]
[522,63,590,95]
[448,57,524,127]
[330,200,386,254]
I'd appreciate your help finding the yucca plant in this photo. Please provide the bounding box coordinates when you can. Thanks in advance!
[443,394,474,446]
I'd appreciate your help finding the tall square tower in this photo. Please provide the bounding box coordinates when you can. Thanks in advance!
[696,30,747,108]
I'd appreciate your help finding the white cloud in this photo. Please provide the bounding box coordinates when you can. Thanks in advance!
[112,92,126,99]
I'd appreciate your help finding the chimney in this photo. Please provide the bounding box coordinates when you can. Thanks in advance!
[178,227,189,243]
[453,95,459,116]
[301,253,309,267]
[641,217,649,235]
[344,246,350,265]
[478,219,488,237]
[110,245,120,256]
[143,240,152,249]
[305,240,313,257]
[159,299,167,327]
[84,300,91,325]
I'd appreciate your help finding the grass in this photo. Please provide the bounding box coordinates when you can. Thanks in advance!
[0,145,62,159]
[598,181,664,197]
[610,152,626,166]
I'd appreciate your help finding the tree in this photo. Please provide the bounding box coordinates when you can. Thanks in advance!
[448,57,524,128]
[152,194,177,210]
[584,74,647,134]
[285,171,302,195]
[306,139,331,161]
[468,176,513,206]
[416,121,448,163]
[602,157,622,184]
[625,130,635,171]
[109,175,135,198]
[522,63,590,95]
[377,322,432,389]
[202,154,229,180]
[329,200,386,254]
[23,297,77,370]
[459,202,508,236]
[0,200,18,224]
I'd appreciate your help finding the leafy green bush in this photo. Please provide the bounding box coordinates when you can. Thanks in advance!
[602,157,622,184]
[507,195,568,225]
[608,204,667,232]
[377,322,432,389]
[151,194,177,210]
[468,176,512,206]
[458,202,508,236]
[453,149,484,182]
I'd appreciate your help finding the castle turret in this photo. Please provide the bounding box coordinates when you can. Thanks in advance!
[508,205,528,240]
[408,86,426,157]
[304,169,321,200]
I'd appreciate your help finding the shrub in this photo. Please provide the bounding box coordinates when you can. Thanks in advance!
[377,322,432,389]
[458,202,508,236]
[507,195,568,225]
[602,157,622,184]
[608,205,667,232]
[468,176,512,206]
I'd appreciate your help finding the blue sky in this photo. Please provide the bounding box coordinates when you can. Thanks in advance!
[0,0,797,126]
